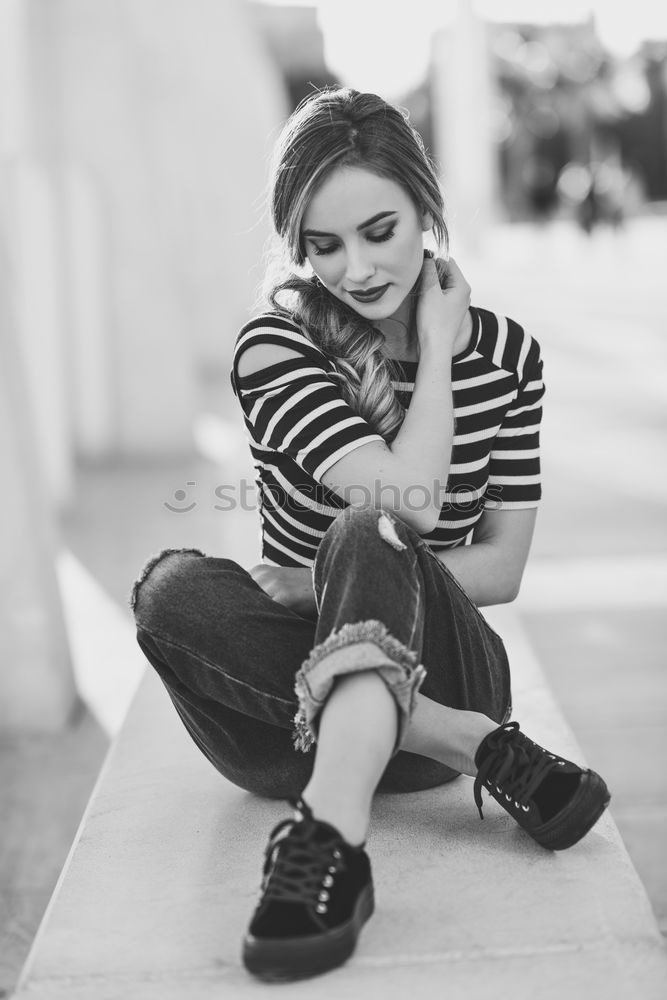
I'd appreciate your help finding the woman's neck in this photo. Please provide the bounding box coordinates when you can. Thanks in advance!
[374,293,418,362]
[377,307,473,363]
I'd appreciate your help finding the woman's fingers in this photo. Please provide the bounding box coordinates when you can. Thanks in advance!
[420,253,442,291]
[416,251,471,351]
[422,252,463,290]
[422,253,466,289]
[440,256,470,297]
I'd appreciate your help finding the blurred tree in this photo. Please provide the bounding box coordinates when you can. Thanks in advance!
[490,20,667,219]
[615,44,667,200]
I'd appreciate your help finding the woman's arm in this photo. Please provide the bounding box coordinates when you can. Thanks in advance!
[248,564,319,620]
[321,258,471,533]
[236,258,469,535]
[433,507,538,607]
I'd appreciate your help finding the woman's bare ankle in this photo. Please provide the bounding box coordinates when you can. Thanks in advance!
[298,790,370,847]
[402,697,501,776]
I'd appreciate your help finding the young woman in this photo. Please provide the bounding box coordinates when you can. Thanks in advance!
[130,87,610,984]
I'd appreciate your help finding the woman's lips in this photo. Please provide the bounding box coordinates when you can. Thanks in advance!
[347,283,390,303]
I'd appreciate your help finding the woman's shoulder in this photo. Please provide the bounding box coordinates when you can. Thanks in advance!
[235,310,323,358]
[232,311,333,387]
[472,304,542,379]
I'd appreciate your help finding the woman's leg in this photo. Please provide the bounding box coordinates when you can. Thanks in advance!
[301,679,498,846]
[284,501,510,843]
[300,672,399,846]
[239,503,609,982]
[240,500,508,982]
[129,548,320,798]
[129,502,510,798]
[293,502,510,770]
[297,503,608,853]
[401,699,498,775]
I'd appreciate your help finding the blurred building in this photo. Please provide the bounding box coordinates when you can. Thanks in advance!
[0,0,291,504]
[249,2,341,111]
[430,1,498,253]
[0,0,291,726]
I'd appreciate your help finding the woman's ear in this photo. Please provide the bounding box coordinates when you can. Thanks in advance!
[421,209,434,231]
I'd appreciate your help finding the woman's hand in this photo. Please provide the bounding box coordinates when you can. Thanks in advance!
[415,254,471,356]
[248,565,318,620]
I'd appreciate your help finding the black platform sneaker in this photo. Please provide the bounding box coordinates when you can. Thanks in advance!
[242,797,375,982]
[473,722,611,850]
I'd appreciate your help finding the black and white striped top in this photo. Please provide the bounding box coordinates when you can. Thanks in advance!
[230,306,545,567]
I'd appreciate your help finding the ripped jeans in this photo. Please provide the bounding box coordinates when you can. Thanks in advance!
[129,503,511,799]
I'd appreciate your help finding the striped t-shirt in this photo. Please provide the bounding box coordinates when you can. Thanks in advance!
[229,306,545,567]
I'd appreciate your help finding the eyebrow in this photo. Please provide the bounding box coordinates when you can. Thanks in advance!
[302,211,397,239]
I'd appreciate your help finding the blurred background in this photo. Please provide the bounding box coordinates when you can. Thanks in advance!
[1,0,666,991]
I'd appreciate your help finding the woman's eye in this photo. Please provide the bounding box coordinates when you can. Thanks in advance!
[311,228,394,255]
[312,244,338,256]
[368,228,395,244]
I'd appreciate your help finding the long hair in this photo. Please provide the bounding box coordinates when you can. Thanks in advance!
[261,87,449,442]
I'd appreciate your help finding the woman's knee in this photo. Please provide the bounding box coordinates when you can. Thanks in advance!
[129,547,206,623]
[325,502,419,552]
[129,547,246,633]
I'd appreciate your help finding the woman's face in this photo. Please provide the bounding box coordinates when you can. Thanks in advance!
[301,166,431,321]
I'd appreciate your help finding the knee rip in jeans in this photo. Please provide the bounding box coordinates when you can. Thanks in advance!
[376,510,408,551]
[343,504,409,552]
[128,547,205,614]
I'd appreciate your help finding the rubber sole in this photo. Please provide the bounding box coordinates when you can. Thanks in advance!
[242,883,375,982]
[530,771,611,850]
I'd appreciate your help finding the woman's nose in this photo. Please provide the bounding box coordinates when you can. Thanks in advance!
[344,247,375,287]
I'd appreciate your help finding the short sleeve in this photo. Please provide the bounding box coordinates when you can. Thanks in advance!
[230,320,385,483]
[483,336,545,510]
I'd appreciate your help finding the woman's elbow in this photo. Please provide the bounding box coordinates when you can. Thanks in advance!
[499,575,522,604]
[411,505,442,536]
[382,504,441,536]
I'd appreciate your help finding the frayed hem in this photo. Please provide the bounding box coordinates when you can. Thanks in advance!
[292,620,426,754]
[301,619,419,674]
[128,546,206,613]
[292,712,316,753]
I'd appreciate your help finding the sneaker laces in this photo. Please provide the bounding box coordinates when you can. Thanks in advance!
[473,722,561,819]
[257,798,347,910]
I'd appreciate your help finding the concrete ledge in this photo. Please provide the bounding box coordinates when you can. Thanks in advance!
[56,550,145,736]
[16,605,667,999]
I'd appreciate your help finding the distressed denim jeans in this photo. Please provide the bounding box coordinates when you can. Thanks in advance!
[130,503,511,799]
